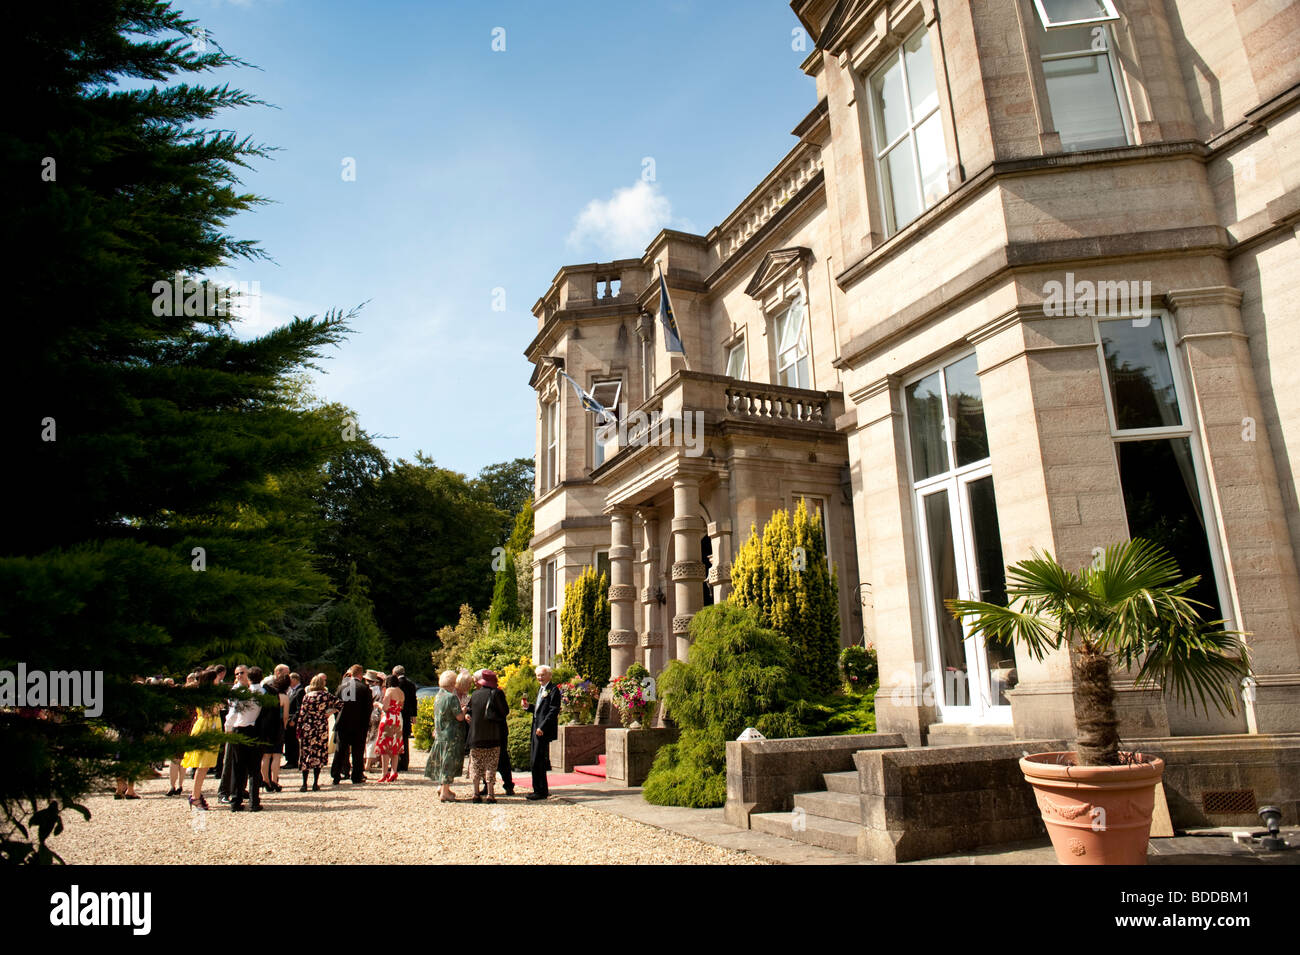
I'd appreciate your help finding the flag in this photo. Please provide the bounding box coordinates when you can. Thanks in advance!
[657,265,685,355]
[558,369,615,426]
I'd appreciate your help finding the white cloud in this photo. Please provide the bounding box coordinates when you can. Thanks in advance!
[567,179,673,256]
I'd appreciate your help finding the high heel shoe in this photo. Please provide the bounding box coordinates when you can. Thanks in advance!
[299,782,308,792]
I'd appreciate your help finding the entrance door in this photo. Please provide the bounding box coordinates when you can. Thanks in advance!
[905,355,1014,722]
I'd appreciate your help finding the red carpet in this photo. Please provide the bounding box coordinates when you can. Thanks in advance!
[509,772,597,789]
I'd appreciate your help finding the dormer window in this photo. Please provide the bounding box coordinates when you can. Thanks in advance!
[590,378,622,468]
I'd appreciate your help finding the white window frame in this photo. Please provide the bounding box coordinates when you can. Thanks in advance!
[1093,312,1234,628]
[901,353,1012,724]
[544,558,559,665]
[1033,0,1119,29]
[725,339,748,380]
[543,398,559,492]
[1037,20,1133,152]
[774,296,811,390]
[865,25,947,236]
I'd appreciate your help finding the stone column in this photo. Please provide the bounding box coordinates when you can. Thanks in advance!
[607,508,638,678]
[1168,286,1300,733]
[670,476,707,661]
[707,472,733,604]
[638,510,664,676]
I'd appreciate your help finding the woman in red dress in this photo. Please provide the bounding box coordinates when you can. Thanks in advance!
[374,674,406,782]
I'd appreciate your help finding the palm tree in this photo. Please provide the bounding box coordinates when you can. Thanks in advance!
[948,539,1249,766]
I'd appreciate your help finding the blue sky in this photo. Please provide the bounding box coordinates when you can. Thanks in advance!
[190,0,817,475]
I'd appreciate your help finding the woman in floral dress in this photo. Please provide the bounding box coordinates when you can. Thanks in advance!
[374,674,405,783]
[295,673,341,791]
[425,670,467,801]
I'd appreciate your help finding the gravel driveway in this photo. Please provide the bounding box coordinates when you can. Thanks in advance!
[46,749,766,865]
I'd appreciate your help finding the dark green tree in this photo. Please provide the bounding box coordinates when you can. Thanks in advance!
[2,1,359,861]
[324,564,389,670]
[487,555,521,633]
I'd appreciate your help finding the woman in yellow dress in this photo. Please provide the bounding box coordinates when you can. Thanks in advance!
[183,667,224,810]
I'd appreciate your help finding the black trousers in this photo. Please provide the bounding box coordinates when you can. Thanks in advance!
[331,729,367,783]
[530,734,550,797]
[496,744,513,791]
[217,741,238,797]
[283,723,300,767]
[230,727,262,808]
[397,720,412,772]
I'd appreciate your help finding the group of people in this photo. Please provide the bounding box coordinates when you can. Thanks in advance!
[424,664,562,803]
[175,662,420,811]
[163,660,566,811]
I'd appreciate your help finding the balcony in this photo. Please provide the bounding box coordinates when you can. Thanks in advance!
[599,371,844,475]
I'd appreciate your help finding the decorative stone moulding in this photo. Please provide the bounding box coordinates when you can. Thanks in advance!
[671,615,694,635]
[671,560,707,582]
[607,629,637,647]
[707,564,732,585]
[639,630,663,649]
[640,588,654,604]
[607,585,637,602]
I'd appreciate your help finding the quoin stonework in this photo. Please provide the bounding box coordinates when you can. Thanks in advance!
[525,0,1300,750]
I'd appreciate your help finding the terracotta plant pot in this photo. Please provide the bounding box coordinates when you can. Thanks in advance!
[1020,751,1165,865]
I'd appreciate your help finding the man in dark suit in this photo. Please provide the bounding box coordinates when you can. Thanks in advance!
[283,672,303,769]
[331,664,371,785]
[520,665,562,800]
[392,665,419,772]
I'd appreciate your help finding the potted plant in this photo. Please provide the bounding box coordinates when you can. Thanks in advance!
[949,539,1249,865]
[610,663,655,728]
[559,678,599,725]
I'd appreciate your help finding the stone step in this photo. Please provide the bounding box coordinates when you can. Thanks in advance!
[823,771,860,795]
[926,723,1016,743]
[794,790,862,825]
[751,810,862,855]
[574,762,606,778]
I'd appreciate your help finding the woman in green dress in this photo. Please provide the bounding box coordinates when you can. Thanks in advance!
[425,669,467,801]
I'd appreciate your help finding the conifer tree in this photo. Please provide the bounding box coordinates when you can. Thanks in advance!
[730,499,841,694]
[560,567,611,685]
[2,0,359,861]
[487,554,520,632]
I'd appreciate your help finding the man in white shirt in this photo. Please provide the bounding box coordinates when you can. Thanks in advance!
[226,665,265,812]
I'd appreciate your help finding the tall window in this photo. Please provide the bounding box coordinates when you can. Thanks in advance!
[905,353,1014,719]
[590,378,622,469]
[1098,315,1226,621]
[774,297,810,389]
[542,399,559,491]
[1034,0,1129,151]
[725,339,748,380]
[544,559,559,664]
[868,27,948,234]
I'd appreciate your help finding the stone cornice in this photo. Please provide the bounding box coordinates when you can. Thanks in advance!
[1164,286,1245,311]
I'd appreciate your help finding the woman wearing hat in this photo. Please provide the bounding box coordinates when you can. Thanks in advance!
[466,670,507,803]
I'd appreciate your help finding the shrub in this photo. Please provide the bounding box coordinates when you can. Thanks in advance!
[643,604,804,807]
[412,695,438,751]
[506,709,533,771]
[461,624,531,675]
[730,499,840,694]
[560,566,610,686]
[431,604,484,673]
[641,731,727,808]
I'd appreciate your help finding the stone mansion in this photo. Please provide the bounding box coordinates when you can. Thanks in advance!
[525,0,1300,748]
